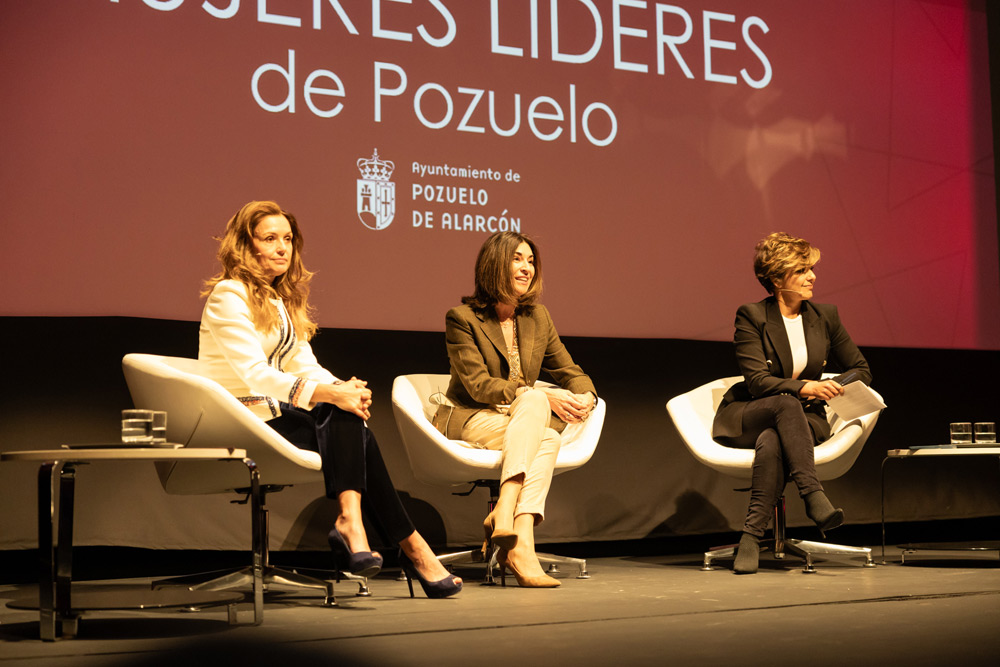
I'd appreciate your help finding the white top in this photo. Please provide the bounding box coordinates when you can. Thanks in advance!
[198,279,337,421]
[782,313,807,380]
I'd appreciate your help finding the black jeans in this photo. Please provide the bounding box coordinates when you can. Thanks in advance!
[718,395,824,538]
[267,403,415,545]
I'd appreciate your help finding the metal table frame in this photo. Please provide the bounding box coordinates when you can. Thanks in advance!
[880,446,1000,564]
[1,447,261,641]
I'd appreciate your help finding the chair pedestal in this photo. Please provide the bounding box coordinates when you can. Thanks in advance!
[701,496,876,573]
[153,487,371,604]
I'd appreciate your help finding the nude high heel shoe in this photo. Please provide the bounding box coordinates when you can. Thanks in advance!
[482,510,517,558]
[497,550,560,588]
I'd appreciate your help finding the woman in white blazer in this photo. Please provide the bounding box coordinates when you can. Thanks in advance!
[199,200,461,598]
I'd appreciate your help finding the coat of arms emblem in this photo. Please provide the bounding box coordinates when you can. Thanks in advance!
[356,149,395,230]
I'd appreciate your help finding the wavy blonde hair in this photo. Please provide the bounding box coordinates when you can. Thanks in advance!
[753,232,821,294]
[203,200,318,340]
[462,231,542,316]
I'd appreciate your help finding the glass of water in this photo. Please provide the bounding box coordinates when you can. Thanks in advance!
[150,411,167,442]
[974,422,996,444]
[949,422,972,445]
[122,409,155,443]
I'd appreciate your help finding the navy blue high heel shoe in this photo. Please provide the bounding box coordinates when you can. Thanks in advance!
[328,527,383,577]
[400,555,462,599]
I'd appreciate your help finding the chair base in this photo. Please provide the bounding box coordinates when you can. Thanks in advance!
[430,548,590,584]
[152,565,371,605]
[152,489,371,608]
[539,552,591,579]
[702,537,876,573]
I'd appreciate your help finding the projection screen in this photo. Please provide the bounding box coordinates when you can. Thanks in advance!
[3,0,997,349]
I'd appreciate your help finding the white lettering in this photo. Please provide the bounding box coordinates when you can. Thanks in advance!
[312,0,359,33]
[740,16,772,88]
[491,0,539,58]
[613,0,647,73]
[457,88,486,134]
[203,0,238,19]
[419,0,457,47]
[551,0,602,64]
[582,102,617,146]
[414,83,453,129]
[259,0,301,28]
[252,49,296,113]
[141,0,183,9]
[303,69,345,117]
[488,90,521,137]
[527,96,563,142]
[656,4,694,78]
[373,61,407,122]
[703,11,737,85]
[373,0,412,43]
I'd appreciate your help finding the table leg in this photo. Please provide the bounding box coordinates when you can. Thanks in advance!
[56,463,78,637]
[246,459,263,626]
[37,462,58,641]
[881,456,889,565]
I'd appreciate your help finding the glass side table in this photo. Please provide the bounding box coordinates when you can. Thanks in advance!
[1,447,260,641]
[880,446,1000,565]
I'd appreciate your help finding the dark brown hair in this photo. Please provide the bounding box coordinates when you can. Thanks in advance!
[462,231,542,315]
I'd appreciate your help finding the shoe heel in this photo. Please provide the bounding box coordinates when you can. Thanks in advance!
[400,554,462,599]
[481,519,490,557]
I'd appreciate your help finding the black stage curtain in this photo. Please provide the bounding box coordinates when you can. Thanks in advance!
[1,316,997,552]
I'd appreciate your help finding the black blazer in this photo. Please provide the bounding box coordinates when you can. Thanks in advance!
[712,298,872,444]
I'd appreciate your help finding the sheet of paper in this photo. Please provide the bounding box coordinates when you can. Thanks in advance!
[827,382,886,421]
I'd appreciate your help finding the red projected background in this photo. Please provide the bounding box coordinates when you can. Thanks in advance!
[3,0,997,349]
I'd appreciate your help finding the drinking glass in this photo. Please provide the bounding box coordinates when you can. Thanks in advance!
[150,411,167,442]
[974,422,996,444]
[122,409,155,443]
[949,422,972,445]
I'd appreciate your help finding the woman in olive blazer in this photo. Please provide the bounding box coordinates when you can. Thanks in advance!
[712,233,872,574]
[434,232,596,588]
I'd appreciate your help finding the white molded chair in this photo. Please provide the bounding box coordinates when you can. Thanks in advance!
[391,374,605,581]
[666,375,882,572]
[122,353,369,604]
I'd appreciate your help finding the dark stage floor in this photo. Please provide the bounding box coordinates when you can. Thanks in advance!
[1,544,998,666]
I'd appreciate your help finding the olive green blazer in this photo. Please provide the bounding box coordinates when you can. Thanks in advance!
[433,303,597,440]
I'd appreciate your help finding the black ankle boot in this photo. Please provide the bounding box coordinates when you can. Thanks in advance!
[804,490,845,536]
[734,533,760,574]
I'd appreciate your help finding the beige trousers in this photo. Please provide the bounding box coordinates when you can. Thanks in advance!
[461,390,562,522]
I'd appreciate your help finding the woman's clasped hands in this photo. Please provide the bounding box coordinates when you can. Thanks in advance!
[314,377,373,420]
[540,387,595,424]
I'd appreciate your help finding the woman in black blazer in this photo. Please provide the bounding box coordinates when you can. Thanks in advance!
[712,232,872,574]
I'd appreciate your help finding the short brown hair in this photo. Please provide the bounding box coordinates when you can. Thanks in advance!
[203,200,317,339]
[462,231,542,315]
[753,232,820,294]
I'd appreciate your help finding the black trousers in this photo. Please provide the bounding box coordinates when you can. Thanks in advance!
[267,403,415,545]
[717,395,824,538]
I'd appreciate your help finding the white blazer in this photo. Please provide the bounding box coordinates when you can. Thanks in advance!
[198,279,338,421]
